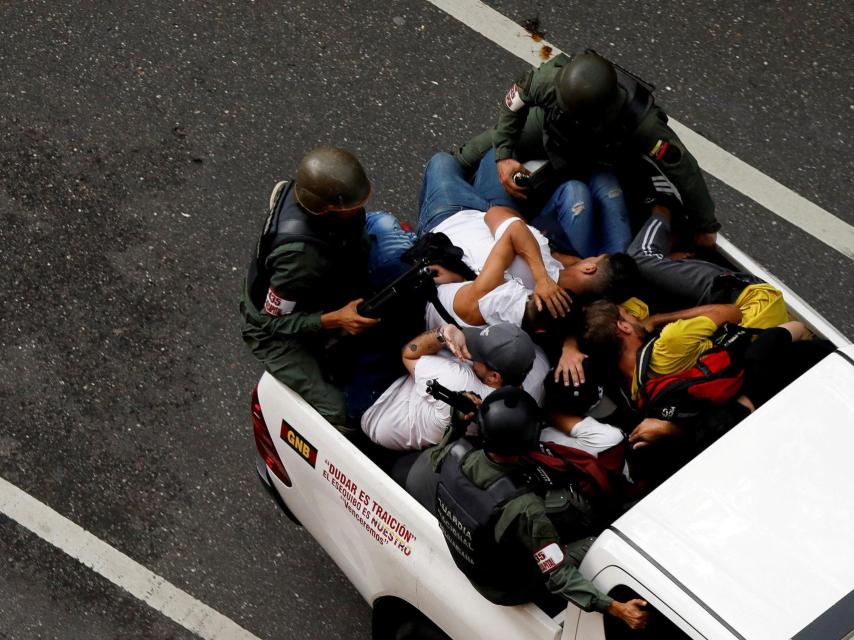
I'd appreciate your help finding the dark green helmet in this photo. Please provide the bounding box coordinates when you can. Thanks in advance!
[294,145,371,214]
[555,52,626,122]
[478,387,541,455]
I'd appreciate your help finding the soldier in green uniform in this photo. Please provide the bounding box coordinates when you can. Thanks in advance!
[455,51,719,251]
[427,387,649,629]
[240,145,413,433]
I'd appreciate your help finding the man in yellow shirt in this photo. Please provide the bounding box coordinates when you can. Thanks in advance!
[583,300,743,402]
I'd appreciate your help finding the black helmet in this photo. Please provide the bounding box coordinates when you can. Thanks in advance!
[478,387,541,455]
[555,52,626,122]
[294,145,371,214]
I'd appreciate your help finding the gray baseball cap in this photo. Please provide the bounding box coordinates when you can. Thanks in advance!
[462,323,536,385]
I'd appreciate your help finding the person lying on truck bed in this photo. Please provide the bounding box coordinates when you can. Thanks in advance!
[414,153,637,313]
[360,322,538,451]
[581,296,831,456]
[422,205,637,331]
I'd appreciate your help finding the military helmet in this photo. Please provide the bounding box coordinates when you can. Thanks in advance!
[294,145,371,214]
[555,52,626,121]
[478,387,541,455]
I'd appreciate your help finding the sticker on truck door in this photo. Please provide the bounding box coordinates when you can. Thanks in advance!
[322,458,417,557]
[280,421,318,467]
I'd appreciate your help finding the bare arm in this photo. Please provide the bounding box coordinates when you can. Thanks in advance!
[452,232,518,325]
[644,304,742,332]
[483,207,571,317]
[484,207,548,282]
[401,325,470,375]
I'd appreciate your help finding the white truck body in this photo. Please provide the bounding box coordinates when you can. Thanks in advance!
[253,235,854,639]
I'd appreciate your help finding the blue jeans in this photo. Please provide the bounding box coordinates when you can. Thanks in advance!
[417,152,516,235]
[346,211,418,428]
[472,149,631,257]
[365,211,416,289]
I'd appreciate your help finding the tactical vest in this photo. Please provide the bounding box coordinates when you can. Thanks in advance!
[435,440,545,606]
[246,181,369,313]
[543,57,655,174]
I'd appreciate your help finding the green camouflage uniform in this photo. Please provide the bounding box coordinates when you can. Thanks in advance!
[240,193,371,426]
[429,433,613,612]
[456,53,719,234]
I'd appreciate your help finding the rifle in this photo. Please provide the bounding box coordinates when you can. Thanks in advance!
[425,378,478,415]
[357,263,436,319]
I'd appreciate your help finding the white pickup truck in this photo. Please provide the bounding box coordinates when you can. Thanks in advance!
[251,237,854,640]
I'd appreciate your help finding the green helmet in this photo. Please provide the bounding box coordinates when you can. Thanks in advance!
[294,145,371,214]
[555,52,626,122]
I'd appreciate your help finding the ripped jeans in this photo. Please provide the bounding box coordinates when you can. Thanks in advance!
[527,171,632,257]
[470,148,631,257]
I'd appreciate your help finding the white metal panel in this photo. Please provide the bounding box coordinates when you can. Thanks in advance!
[257,373,563,640]
[614,352,854,639]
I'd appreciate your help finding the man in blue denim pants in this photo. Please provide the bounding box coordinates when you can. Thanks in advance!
[419,150,630,260]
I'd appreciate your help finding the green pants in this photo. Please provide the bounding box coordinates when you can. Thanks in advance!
[245,331,347,427]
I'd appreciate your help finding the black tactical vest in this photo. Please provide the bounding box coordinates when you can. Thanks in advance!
[435,440,544,606]
[246,181,369,312]
[543,62,655,174]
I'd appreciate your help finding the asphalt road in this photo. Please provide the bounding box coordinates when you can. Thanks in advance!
[0,1,851,639]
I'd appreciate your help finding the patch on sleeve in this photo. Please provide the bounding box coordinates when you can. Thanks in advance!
[504,84,526,111]
[534,542,565,574]
[263,288,296,316]
[648,139,670,161]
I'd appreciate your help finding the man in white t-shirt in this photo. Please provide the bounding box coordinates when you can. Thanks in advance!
[415,153,637,332]
[361,322,537,451]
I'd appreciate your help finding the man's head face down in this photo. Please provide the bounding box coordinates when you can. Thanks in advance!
[562,253,638,301]
[581,300,646,366]
[464,323,535,388]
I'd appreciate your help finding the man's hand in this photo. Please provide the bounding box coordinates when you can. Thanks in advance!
[554,346,586,387]
[533,277,572,318]
[497,158,529,200]
[693,231,717,250]
[441,324,471,361]
[452,391,482,426]
[323,299,380,335]
[628,418,682,449]
[641,315,658,335]
[608,599,649,630]
[429,264,465,285]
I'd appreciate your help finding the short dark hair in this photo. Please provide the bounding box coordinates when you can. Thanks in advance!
[595,253,639,302]
[581,300,623,365]
[522,296,583,336]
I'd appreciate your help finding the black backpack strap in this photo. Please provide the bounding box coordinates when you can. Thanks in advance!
[428,287,462,329]
[635,333,660,405]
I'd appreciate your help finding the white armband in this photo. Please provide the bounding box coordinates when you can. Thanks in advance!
[534,542,565,574]
[263,288,296,316]
[504,84,526,112]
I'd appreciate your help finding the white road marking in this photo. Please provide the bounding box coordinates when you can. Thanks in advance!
[0,476,262,640]
[425,0,854,260]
